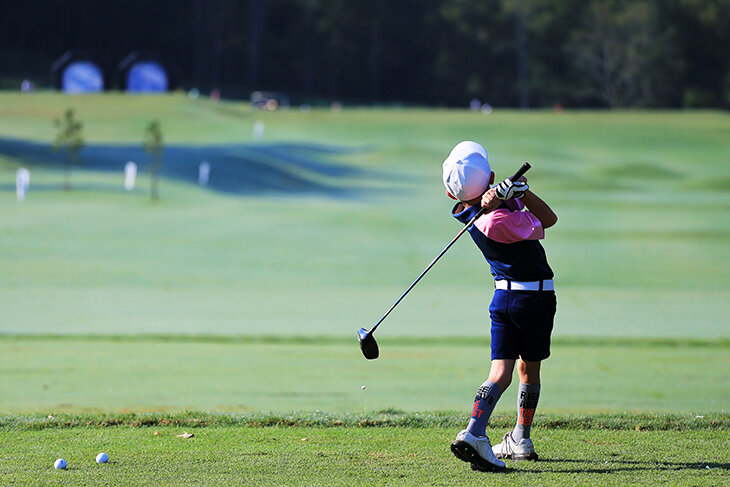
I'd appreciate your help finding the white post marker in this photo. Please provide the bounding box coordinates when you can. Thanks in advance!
[124,161,137,191]
[198,161,210,186]
[253,120,265,139]
[16,167,30,202]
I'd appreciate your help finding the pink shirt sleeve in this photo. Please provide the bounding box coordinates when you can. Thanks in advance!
[474,201,544,244]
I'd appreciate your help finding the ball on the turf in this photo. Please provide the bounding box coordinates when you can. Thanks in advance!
[96,452,109,464]
[54,458,67,470]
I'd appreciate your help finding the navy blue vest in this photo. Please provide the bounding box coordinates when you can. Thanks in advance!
[452,203,554,281]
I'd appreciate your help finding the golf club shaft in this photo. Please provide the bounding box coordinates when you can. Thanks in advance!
[367,162,531,336]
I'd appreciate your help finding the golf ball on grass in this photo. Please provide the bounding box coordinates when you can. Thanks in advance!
[54,458,67,470]
[96,452,109,463]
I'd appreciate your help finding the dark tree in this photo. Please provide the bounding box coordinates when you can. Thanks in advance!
[0,0,727,108]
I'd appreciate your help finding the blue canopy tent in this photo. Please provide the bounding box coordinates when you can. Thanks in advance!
[118,51,169,93]
[52,51,104,93]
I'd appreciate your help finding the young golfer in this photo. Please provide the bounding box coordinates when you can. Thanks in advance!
[442,141,558,472]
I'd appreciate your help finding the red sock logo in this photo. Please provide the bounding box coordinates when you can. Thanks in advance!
[518,407,535,426]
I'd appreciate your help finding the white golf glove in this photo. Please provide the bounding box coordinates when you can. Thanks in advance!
[495,178,529,200]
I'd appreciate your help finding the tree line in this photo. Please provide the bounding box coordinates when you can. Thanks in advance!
[1,0,728,108]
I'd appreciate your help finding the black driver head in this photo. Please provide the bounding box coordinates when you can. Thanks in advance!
[356,327,379,360]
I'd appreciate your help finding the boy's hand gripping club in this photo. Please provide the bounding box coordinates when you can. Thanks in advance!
[357,162,531,360]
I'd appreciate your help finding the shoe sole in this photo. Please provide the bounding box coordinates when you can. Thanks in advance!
[495,451,539,461]
[450,441,506,472]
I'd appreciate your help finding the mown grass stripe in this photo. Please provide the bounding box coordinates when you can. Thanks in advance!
[1,411,727,431]
[0,334,728,348]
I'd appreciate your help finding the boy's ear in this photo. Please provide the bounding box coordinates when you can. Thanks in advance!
[446,191,457,200]
[489,171,495,185]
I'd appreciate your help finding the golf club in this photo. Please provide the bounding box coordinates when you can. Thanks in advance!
[357,162,532,359]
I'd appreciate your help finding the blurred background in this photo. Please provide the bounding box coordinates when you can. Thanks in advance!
[0,0,728,414]
[2,0,729,108]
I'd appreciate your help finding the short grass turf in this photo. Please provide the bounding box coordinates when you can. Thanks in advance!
[1,336,727,413]
[1,95,729,340]
[0,93,728,486]
[1,424,728,486]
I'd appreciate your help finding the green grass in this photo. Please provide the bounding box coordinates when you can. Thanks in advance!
[3,410,728,431]
[1,94,729,339]
[1,423,728,486]
[1,336,727,413]
[1,93,729,486]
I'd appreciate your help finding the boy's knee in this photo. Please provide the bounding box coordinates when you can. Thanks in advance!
[487,359,516,390]
[488,370,512,390]
[495,375,512,391]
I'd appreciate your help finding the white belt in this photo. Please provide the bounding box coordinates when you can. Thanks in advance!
[495,279,554,291]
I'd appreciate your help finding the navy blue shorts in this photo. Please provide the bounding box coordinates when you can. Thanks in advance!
[489,290,556,361]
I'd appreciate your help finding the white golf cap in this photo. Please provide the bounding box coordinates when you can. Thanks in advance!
[442,141,491,201]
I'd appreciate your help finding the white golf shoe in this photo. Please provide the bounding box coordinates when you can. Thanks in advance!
[492,432,539,461]
[451,430,506,472]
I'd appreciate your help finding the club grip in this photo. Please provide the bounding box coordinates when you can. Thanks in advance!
[508,162,531,182]
[474,162,533,219]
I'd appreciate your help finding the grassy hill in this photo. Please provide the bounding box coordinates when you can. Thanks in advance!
[1,93,728,339]
[1,92,728,486]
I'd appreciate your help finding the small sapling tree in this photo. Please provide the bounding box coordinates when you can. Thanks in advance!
[53,108,84,190]
[143,119,164,201]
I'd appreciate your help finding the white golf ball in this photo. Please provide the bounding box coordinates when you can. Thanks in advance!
[54,458,67,470]
[96,452,109,464]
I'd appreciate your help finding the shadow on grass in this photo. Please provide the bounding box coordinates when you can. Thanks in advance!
[525,458,729,474]
[0,137,402,199]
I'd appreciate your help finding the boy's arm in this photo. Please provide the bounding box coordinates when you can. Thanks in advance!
[520,191,557,228]
[476,187,503,213]
[454,187,502,214]
[480,178,558,229]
